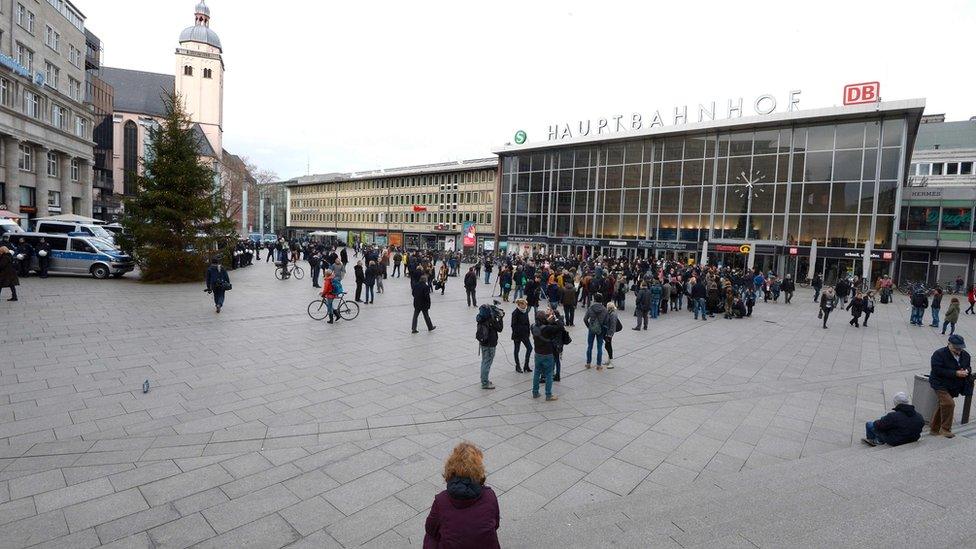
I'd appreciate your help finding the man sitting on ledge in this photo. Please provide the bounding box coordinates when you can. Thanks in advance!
[862,392,924,447]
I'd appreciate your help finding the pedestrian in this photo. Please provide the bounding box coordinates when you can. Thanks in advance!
[561,280,577,326]
[511,298,532,373]
[411,276,436,333]
[649,279,662,319]
[633,281,650,330]
[483,258,493,284]
[835,277,850,306]
[879,274,893,303]
[423,442,500,549]
[321,269,341,323]
[392,251,402,277]
[909,287,928,326]
[310,252,322,288]
[364,261,377,304]
[811,273,823,302]
[691,277,707,320]
[819,287,837,329]
[862,290,875,327]
[354,261,365,302]
[942,297,961,335]
[930,288,943,328]
[475,304,503,389]
[437,263,449,296]
[744,287,756,317]
[583,294,609,369]
[603,302,621,369]
[861,392,924,447]
[525,275,541,317]
[928,335,974,438]
[0,246,19,302]
[376,262,385,294]
[782,274,795,304]
[204,257,230,314]
[14,237,33,277]
[36,237,51,279]
[967,285,976,315]
[464,267,478,307]
[846,291,864,328]
[499,267,512,302]
[531,310,562,402]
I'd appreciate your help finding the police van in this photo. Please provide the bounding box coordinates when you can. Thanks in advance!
[3,232,135,279]
[33,219,116,245]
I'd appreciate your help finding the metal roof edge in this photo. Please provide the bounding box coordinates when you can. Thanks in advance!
[283,157,498,187]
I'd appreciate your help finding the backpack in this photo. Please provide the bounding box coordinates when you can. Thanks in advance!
[475,321,490,344]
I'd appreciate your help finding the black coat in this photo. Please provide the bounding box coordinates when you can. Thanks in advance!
[511,308,531,340]
[873,404,925,446]
[365,264,378,285]
[690,282,706,300]
[0,253,19,287]
[412,281,431,311]
[846,297,864,317]
[929,346,974,397]
[464,272,477,290]
[525,281,541,306]
[479,315,503,347]
[205,265,230,291]
[354,265,365,283]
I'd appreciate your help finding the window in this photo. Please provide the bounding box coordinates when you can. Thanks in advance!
[68,77,81,101]
[68,44,80,67]
[75,117,87,138]
[17,4,35,34]
[70,239,95,253]
[51,104,66,128]
[946,163,959,175]
[962,162,974,175]
[19,186,35,207]
[45,25,60,52]
[123,121,138,195]
[70,158,79,181]
[16,43,34,72]
[931,163,943,175]
[203,68,212,79]
[18,144,32,171]
[23,91,39,118]
[183,65,193,76]
[0,78,8,106]
[44,62,59,89]
[47,152,57,177]
[48,190,60,207]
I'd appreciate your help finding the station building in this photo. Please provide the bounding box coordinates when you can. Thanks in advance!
[493,97,926,284]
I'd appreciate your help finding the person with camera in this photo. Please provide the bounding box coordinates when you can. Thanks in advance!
[205,257,231,314]
[476,303,504,390]
[531,308,564,401]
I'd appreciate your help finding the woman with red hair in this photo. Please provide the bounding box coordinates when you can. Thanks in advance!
[424,442,500,548]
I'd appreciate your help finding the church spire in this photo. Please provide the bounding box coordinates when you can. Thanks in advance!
[195,1,211,27]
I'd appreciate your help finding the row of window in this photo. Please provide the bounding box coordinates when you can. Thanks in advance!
[182,65,214,79]
[1,76,88,137]
[291,169,495,195]
[15,41,84,100]
[290,211,494,226]
[900,206,976,232]
[16,143,80,180]
[911,161,975,177]
[291,190,493,209]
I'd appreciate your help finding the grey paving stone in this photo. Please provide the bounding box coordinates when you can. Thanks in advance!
[279,496,346,536]
[172,487,230,516]
[281,469,339,500]
[219,463,302,500]
[30,527,101,549]
[8,469,65,500]
[193,513,300,549]
[0,497,38,526]
[323,469,410,516]
[0,510,69,547]
[325,496,416,547]
[63,488,149,533]
[34,477,115,514]
[138,464,234,506]
[108,461,181,492]
[147,513,216,549]
[201,483,298,534]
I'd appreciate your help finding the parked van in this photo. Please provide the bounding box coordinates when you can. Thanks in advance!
[33,219,116,245]
[2,232,134,279]
[0,218,23,238]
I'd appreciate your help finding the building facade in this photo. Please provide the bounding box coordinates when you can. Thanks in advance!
[84,28,115,221]
[286,159,498,251]
[897,116,976,287]
[494,99,925,284]
[0,0,96,226]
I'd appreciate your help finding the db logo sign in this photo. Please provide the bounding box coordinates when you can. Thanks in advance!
[844,82,880,105]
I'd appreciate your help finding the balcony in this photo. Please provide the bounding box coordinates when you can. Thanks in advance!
[93,168,113,191]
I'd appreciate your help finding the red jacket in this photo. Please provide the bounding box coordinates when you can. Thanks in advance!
[424,480,499,549]
[321,277,335,299]
[968,288,975,304]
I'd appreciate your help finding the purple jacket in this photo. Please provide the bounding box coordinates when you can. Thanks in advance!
[424,477,500,549]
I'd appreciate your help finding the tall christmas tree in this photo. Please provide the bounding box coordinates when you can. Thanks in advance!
[120,92,234,282]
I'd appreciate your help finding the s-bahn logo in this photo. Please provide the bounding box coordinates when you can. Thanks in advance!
[844,82,880,105]
[514,130,527,145]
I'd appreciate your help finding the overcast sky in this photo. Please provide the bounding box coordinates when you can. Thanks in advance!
[82,0,975,180]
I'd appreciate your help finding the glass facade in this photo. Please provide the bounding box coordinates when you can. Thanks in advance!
[499,116,907,251]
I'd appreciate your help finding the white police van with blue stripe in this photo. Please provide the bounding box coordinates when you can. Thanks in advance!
[3,232,134,279]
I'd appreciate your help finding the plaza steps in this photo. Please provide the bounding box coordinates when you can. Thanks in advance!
[498,435,976,548]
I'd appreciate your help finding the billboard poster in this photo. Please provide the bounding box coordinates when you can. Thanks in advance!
[463,222,476,247]
[389,232,403,247]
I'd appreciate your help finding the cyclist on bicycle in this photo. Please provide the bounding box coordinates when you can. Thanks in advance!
[321,269,344,324]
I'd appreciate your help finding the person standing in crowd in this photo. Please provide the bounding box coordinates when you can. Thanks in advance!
[499,267,512,302]
[364,261,377,304]
[476,304,503,390]
[691,277,707,321]
[511,298,532,373]
[525,275,541,317]
[411,275,436,333]
[603,303,621,369]
[942,297,961,335]
[811,273,823,302]
[879,274,893,304]
[930,287,943,328]
[423,442,500,549]
[909,287,928,326]
[0,247,19,302]
[967,285,976,315]
[483,257,493,284]
[531,309,562,401]
[35,237,51,279]
[354,261,365,302]
[846,291,864,328]
[512,266,526,300]
[309,251,322,288]
[376,260,385,294]
[392,250,402,277]
[633,281,651,330]
[648,279,662,320]
[204,257,230,314]
[15,237,33,277]
[583,294,608,369]
[781,274,795,304]
[835,277,850,306]
[928,335,973,438]
[819,287,837,329]
[562,280,578,327]
[861,392,925,447]
[862,290,875,327]
[464,267,478,307]
[437,263,449,295]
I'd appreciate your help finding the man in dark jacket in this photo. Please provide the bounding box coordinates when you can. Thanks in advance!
[633,282,652,330]
[36,238,52,278]
[531,310,563,401]
[910,289,928,326]
[15,238,33,277]
[862,392,924,447]
[309,252,322,288]
[464,267,478,307]
[781,275,795,304]
[411,276,436,333]
[510,299,532,373]
[354,262,365,302]
[476,305,503,389]
[928,335,974,437]
[561,281,577,326]
[691,278,707,320]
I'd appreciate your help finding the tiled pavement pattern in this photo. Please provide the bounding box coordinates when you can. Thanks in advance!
[0,258,969,547]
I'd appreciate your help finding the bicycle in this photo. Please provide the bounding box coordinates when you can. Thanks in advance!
[308,292,360,321]
[898,280,928,295]
[275,261,304,280]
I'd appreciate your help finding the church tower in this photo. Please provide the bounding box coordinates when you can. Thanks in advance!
[175,1,224,161]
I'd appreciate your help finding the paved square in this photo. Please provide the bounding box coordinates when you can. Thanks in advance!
[0,259,966,547]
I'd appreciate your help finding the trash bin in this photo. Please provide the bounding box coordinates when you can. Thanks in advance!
[912,374,939,423]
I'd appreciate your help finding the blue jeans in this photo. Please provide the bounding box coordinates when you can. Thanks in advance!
[650,298,660,319]
[485,271,491,284]
[813,287,821,302]
[864,421,889,444]
[931,307,940,326]
[910,307,923,325]
[532,354,555,398]
[694,298,707,319]
[675,294,683,310]
[326,299,334,317]
[213,289,225,307]
[365,284,374,303]
[480,346,495,386]
[513,286,524,300]
[586,330,604,366]
[943,320,956,335]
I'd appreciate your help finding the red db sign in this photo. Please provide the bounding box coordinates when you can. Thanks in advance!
[844,82,880,105]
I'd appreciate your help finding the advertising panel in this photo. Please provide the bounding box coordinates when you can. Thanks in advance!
[463,222,477,247]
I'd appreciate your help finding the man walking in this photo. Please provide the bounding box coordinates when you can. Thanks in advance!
[411,276,436,333]
[531,310,563,402]
[392,251,402,277]
[928,335,973,438]
[476,304,503,389]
